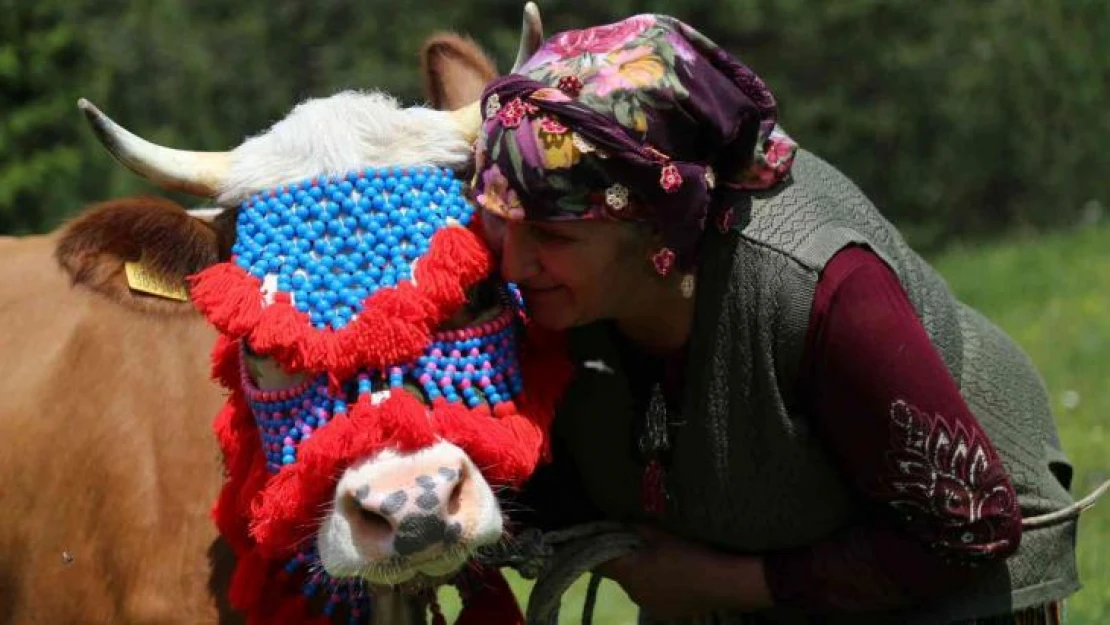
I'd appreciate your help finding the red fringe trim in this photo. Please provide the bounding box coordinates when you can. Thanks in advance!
[189,226,492,386]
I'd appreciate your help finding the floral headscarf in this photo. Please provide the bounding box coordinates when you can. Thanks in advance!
[473,14,798,271]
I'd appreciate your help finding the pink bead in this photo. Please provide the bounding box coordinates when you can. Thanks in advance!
[279,426,288,434]
[301,426,313,435]
[494,374,504,383]
[431,349,443,358]
[283,437,294,446]
[450,350,462,359]
[444,364,456,374]
[439,376,452,387]
[479,376,491,387]
[464,364,476,373]
[418,373,432,384]
[460,379,472,389]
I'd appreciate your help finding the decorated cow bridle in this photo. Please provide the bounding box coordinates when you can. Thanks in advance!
[187,164,573,624]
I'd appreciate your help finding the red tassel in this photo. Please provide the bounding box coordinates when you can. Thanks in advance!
[269,593,312,625]
[227,549,270,611]
[210,333,242,390]
[189,262,263,337]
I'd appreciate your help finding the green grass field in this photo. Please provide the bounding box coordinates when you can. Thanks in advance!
[441,223,1110,624]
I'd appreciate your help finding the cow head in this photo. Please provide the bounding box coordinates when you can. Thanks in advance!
[66,5,563,623]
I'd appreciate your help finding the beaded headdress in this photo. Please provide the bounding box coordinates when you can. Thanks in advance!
[187,164,572,624]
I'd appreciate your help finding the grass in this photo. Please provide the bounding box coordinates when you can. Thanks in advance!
[439,223,1110,624]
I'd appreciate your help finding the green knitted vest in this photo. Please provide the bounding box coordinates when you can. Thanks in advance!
[554,149,1080,623]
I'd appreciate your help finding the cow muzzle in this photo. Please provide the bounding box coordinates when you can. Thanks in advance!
[317,441,502,585]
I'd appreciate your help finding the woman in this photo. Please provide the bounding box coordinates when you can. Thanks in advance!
[470,13,1079,624]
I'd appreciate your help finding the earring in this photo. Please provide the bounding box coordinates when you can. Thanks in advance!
[680,274,696,299]
[651,248,676,277]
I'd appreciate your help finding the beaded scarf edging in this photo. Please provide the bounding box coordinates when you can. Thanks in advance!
[189,166,575,624]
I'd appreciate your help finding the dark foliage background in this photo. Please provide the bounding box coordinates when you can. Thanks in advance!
[2,0,1106,251]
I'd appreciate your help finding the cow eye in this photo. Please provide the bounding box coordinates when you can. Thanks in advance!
[241,340,309,391]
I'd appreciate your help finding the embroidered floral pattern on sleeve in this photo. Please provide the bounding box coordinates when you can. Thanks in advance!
[881,399,1019,561]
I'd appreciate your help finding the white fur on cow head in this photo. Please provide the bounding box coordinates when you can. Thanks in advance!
[217,91,473,207]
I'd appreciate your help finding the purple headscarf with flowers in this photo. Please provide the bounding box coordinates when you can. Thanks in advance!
[472,14,798,273]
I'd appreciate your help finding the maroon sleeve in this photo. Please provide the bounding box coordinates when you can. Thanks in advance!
[763,245,1021,611]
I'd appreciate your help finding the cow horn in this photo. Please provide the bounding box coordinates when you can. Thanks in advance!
[185,207,224,222]
[511,2,544,72]
[77,98,230,198]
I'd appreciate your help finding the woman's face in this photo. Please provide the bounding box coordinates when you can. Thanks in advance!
[478,210,652,330]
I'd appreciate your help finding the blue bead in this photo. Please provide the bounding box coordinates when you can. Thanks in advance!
[282,454,295,465]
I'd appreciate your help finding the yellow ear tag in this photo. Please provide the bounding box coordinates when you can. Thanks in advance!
[124,260,190,302]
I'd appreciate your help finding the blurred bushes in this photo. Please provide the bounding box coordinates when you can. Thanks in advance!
[1,0,1105,250]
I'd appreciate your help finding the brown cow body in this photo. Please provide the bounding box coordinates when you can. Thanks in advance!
[0,222,239,624]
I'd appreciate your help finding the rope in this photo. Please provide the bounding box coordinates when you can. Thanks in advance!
[520,523,641,625]
[1022,478,1110,529]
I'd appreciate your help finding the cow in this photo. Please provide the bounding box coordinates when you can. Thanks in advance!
[0,209,238,623]
[15,6,555,625]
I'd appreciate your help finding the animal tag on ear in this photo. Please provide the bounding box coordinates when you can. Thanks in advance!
[124,259,189,301]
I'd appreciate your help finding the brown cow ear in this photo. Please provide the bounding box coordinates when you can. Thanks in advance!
[55,196,225,314]
[420,33,499,111]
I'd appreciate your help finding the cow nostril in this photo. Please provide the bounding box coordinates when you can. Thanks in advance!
[342,493,394,537]
[357,507,393,535]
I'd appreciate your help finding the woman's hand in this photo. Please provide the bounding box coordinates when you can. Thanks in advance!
[596,525,774,620]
